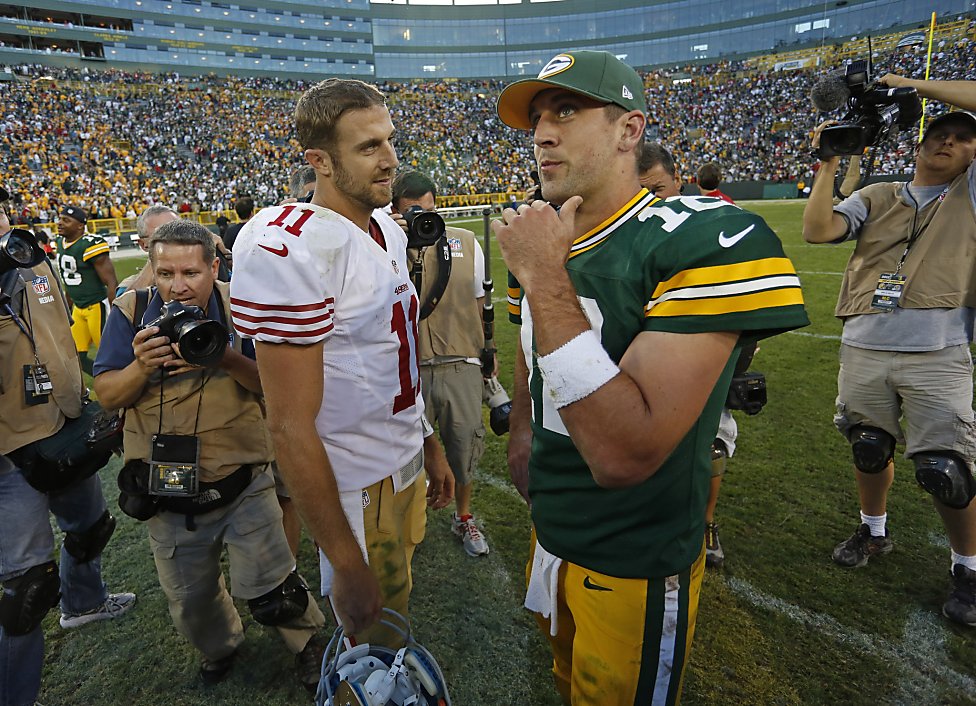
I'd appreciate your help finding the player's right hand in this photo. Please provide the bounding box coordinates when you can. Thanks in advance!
[332,561,383,636]
[133,326,178,371]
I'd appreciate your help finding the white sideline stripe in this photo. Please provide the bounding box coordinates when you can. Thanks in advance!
[727,578,976,695]
[481,472,525,502]
[797,270,844,276]
[787,330,842,340]
[893,610,950,704]
[928,531,950,549]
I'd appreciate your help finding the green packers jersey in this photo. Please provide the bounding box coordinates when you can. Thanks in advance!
[54,234,111,308]
[509,190,809,578]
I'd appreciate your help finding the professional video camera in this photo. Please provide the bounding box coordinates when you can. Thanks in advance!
[812,60,922,159]
[0,228,48,307]
[403,205,446,249]
[0,228,46,278]
[143,301,227,367]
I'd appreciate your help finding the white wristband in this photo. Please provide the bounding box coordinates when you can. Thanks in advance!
[536,330,620,409]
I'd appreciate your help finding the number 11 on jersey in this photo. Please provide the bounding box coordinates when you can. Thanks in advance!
[391,295,420,414]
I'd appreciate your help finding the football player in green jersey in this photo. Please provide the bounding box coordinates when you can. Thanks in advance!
[495,50,809,705]
[53,206,118,374]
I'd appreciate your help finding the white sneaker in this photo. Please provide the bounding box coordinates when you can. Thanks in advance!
[451,513,489,557]
[60,592,136,629]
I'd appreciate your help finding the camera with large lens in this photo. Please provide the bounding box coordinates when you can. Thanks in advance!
[815,60,922,159]
[403,205,446,249]
[0,228,46,277]
[143,301,227,367]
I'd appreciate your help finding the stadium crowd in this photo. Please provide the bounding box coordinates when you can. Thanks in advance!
[0,26,973,223]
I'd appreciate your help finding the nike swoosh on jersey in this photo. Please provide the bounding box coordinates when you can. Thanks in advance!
[258,243,289,257]
[717,223,756,248]
[582,576,612,592]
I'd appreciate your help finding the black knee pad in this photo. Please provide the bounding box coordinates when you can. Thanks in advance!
[913,451,976,510]
[249,572,309,627]
[0,562,61,636]
[849,425,895,474]
[63,510,117,563]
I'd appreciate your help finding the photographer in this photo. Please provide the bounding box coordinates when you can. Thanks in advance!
[0,194,135,706]
[803,76,976,627]
[92,219,326,688]
[392,170,492,557]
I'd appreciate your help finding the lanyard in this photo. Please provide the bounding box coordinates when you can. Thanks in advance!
[2,276,41,363]
[896,183,950,274]
[156,364,210,438]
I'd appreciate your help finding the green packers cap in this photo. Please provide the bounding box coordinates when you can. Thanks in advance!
[497,50,646,130]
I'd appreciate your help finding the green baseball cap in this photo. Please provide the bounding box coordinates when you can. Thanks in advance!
[497,50,646,130]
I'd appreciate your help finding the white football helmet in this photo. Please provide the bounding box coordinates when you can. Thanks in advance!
[316,609,452,706]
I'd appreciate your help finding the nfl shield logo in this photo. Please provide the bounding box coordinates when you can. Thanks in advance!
[32,276,50,295]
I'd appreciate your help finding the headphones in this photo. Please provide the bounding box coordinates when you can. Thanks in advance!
[316,609,451,706]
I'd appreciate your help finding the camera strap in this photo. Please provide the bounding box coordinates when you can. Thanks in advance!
[896,183,950,273]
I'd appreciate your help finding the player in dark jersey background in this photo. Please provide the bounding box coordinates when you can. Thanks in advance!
[52,206,118,374]
[494,50,809,705]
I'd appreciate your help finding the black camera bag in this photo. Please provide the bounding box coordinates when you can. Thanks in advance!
[11,400,124,493]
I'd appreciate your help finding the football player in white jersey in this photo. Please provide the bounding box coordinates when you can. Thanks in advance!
[230,78,454,648]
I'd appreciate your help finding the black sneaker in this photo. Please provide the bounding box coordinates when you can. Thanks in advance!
[832,523,893,568]
[943,564,976,627]
[704,522,724,568]
[296,634,326,693]
[200,650,236,685]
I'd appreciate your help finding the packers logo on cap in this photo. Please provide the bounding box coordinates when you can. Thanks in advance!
[538,54,574,79]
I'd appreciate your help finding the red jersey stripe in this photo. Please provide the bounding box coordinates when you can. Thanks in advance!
[230,296,334,312]
[231,309,333,325]
[233,322,335,338]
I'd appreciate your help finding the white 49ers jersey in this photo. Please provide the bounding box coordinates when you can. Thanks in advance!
[230,202,425,492]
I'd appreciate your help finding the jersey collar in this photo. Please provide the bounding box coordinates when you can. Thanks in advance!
[568,188,659,259]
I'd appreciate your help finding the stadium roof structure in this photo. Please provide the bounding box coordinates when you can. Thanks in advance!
[0,0,969,79]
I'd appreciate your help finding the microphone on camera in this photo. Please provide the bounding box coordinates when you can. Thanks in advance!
[810,75,851,112]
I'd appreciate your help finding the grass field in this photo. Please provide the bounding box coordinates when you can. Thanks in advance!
[37,201,976,705]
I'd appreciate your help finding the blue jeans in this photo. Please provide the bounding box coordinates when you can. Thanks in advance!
[0,460,109,706]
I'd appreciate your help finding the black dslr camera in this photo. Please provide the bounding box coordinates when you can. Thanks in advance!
[725,343,766,416]
[816,60,923,158]
[403,205,446,249]
[144,301,227,367]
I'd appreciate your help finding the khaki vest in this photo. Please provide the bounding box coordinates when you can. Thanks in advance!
[0,261,84,455]
[114,281,272,482]
[416,226,484,362]
[835,170,976,318]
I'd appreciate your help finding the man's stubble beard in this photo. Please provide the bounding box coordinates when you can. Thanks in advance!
[333,155,392,212]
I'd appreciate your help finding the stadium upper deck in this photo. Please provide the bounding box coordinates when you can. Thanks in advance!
[0,0,968,79]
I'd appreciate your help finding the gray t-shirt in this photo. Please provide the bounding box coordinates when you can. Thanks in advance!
[832,160,976,351]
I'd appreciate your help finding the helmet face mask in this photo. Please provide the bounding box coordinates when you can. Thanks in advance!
[316,609,451,706]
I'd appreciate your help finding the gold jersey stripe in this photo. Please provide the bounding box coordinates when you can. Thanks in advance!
[645,287,804,318]
[508,286,521,297]
[568,189,658,259]
[651,257,797,299]
[82,243,110,261]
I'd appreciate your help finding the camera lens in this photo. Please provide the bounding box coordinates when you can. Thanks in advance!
[6,235,33,265]
[175,319,227,367]
[820,125,869,157]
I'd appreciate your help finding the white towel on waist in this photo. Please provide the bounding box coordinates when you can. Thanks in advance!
[524,539,563,636]
[318,487,370,596]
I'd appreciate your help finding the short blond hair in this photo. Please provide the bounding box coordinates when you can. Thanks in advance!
[294,78,387,151]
